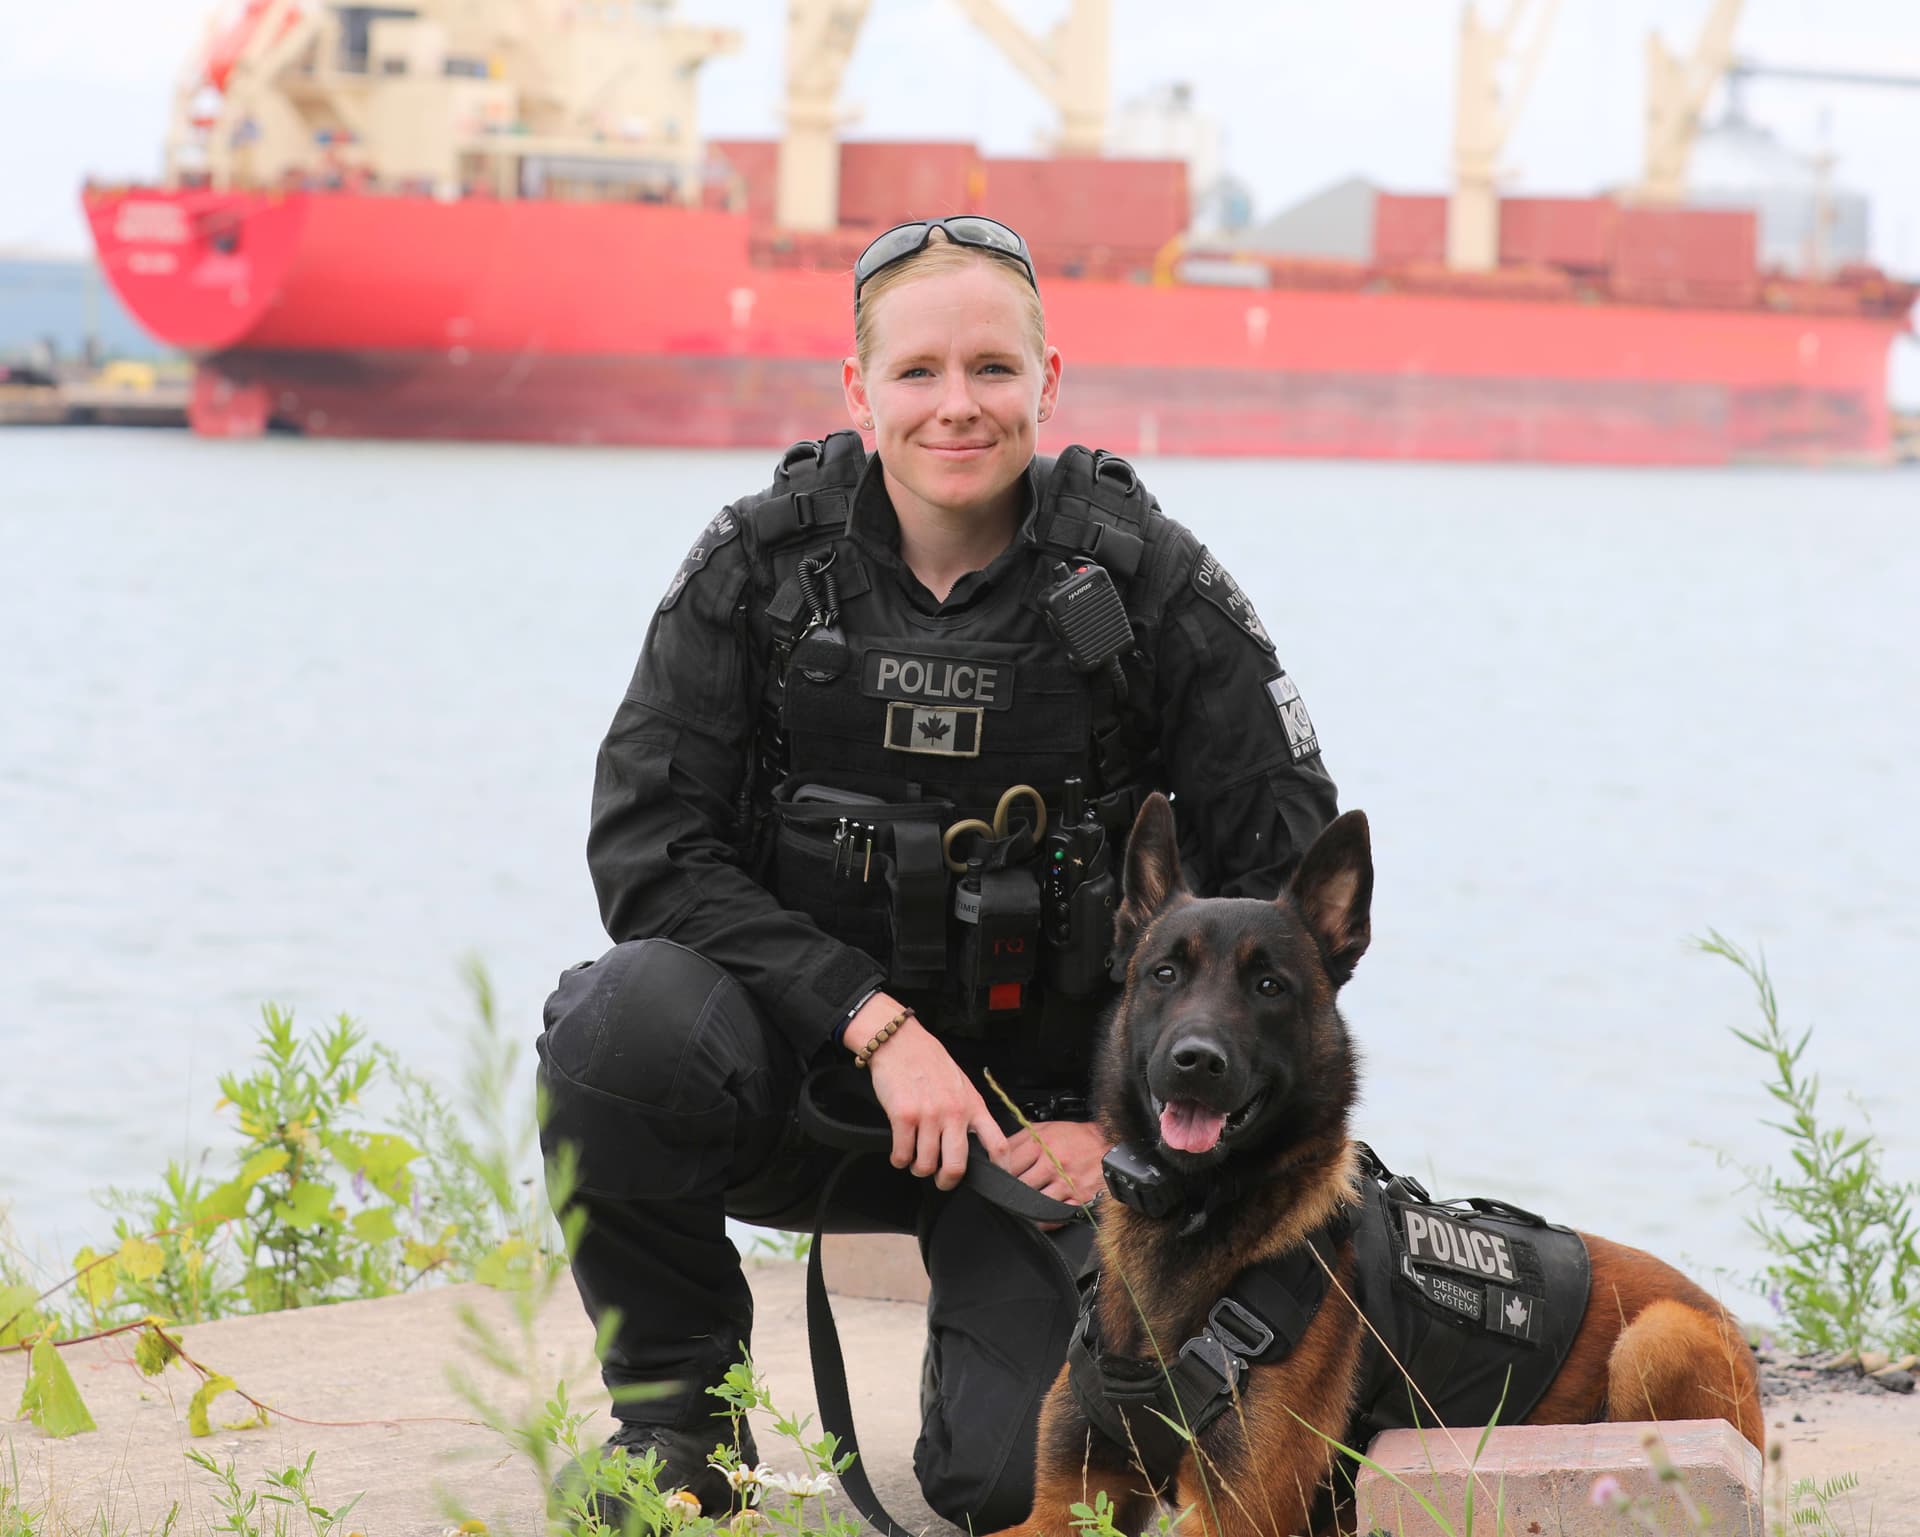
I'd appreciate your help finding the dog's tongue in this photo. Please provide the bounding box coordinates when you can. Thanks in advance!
[1160,1099,1227,1154]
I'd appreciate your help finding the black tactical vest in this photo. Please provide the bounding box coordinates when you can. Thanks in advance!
[734,433,1178,1054]
[1347,1146,1591,1438]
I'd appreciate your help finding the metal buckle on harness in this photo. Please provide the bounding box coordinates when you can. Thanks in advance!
[1176,1332,1241,1398]
[1176,1298,1275,1397]
[1207,1296,1276,1359]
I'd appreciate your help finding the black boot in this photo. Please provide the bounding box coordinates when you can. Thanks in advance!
[551,1416,760,1525]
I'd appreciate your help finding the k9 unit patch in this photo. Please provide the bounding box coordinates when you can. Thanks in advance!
[1265,673,1319,763]
[885,702,983,757]
[658,509,741,611]
[1192,550,1275,651]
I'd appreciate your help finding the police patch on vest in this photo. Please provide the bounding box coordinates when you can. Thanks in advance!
[1192,551,1275,652]
[1265,673,1319,763]
[862,650,1014,711]
[885,701,982,757]
[658,508,741,611]
[1402,1207,1519,1283]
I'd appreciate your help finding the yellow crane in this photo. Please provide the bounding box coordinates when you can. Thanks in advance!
[1447,0,1561,272]
[1637,0,1746,203]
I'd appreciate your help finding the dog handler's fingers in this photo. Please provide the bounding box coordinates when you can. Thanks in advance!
[995,1131,1042,1180]
[936,1118,972,1192]
[890,1110,919,1172]
[969,1103,1008,1164]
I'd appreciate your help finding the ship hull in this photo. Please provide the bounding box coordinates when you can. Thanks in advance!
[88,189,1915,465]
[192,346,1885,465]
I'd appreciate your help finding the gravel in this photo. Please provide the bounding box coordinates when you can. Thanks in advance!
[1755,1347,1920,1402]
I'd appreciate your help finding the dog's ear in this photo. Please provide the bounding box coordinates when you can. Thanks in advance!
[1114,791,1187,956]
[1288,810,1373,988]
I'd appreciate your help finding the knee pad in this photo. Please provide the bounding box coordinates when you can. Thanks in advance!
[540,939,754,1105]
[537,940,770,1202]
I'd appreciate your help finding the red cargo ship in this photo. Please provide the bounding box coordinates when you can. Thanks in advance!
[83,0,1918,464]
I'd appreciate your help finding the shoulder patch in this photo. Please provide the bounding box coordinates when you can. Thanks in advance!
[658,508,742,611]
[1264,672,1320,763]
[1192,548,1276,652]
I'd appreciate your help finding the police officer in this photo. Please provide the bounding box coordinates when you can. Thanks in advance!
[538,216,1338,1526]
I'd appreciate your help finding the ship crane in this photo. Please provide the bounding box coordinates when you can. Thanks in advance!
[1637,0,1920,204]
[776,0,1111,232]
[1726,58,1920,105]
[1637,0,1746,203]
[778,0,872,231]
[946,0,1110,155]
[1448,0,1561,272]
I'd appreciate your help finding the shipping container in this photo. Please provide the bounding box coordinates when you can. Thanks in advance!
[1373,193,1448,265]
[838,142,982,232]
[977,156,1186,257]
[1613,206,1758,293]
[1499,197,1616,271]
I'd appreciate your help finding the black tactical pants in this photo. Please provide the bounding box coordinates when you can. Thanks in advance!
[536,938,1086,1530]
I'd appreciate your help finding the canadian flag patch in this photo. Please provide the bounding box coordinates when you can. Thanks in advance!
[884,701,982,757]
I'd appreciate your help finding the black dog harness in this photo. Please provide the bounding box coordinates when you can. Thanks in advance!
[1069,1144,1591,1489]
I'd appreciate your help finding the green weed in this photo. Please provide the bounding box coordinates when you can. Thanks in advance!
[182,1451,361,1537]
[1702,932,1920,1355]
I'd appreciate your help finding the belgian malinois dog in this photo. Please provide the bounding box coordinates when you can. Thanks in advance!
[993,794,1762,1537]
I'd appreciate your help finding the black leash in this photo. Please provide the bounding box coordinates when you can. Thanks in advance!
[796,1065,1088,1537]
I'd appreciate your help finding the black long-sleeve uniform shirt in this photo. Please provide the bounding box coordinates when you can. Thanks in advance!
[587,456,1340,1061]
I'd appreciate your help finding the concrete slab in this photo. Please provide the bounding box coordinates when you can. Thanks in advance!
[1353,1419,1761,1537]
[0,1261,957,1537]
[821,1234,930,1305]
[4,1264,1915,1536]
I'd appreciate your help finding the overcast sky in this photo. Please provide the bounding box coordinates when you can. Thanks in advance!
[5,0,1918,267]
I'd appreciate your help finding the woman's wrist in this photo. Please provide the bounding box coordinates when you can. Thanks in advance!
[844,992,915,1065]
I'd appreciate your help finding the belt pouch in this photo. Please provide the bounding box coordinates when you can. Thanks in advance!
[955,864,1041,1026]
[888,820,947,981]
[770,781,950,970]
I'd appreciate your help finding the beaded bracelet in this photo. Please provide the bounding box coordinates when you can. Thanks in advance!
[853,1006,916,1070]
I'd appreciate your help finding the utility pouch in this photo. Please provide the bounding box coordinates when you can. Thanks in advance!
[948,829,1044,1037]
[770,775,952,988]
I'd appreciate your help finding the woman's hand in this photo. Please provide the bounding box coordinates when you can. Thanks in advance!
[995,1119,1112,1213]
[852,996,1005,1191]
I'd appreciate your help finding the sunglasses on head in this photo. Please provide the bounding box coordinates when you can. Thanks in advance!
[852,217,1038,306]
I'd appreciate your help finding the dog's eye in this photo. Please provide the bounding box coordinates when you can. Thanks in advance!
[1151,964,1177,985]
[1255,976,1287,997]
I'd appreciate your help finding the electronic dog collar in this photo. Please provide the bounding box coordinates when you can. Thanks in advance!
[1101,1140,1260,1237]
[1100,1141,1185,1218]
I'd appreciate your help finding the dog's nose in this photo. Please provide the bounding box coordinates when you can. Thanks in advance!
[1169,1035,1230,1082]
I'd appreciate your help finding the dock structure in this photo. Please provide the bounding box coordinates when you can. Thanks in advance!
[0,376,189,427]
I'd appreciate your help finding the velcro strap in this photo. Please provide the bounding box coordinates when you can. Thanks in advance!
[1046,498,1145,579]
[1229,1224,1342,1357]
[754,485,854,547]
[887,821,946,975]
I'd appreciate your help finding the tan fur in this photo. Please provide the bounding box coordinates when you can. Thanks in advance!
[1527,1236,1762,1445]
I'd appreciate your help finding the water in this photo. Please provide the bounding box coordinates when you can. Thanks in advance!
[3,429,1915,1321]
